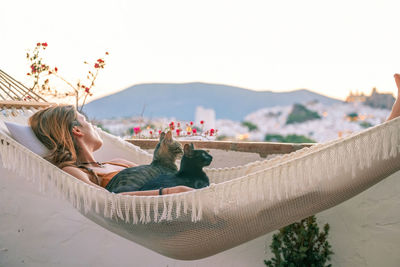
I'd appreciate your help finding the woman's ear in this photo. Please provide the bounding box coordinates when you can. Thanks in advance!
[71,126,84,137]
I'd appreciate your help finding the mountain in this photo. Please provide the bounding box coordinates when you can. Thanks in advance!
[82,82,342,121]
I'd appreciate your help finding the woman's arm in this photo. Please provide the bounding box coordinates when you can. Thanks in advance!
[119,186,194,196]
[62,166,193,195]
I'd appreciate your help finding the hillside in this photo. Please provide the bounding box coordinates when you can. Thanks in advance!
[83,82,342,121]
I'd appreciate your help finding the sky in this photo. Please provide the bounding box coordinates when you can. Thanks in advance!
[2,0,400,102]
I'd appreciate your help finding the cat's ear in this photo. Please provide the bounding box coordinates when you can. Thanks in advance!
[159,132,166,141]
[184,143,193,156]
[165,131,172,141]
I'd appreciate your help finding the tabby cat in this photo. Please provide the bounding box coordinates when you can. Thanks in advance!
[105,131,183,193]
[139,143,212,191]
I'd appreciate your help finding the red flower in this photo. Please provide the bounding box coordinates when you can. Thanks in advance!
[192,128,197,134]
[48,71,52,74]
[26,73,31,76]
[210,128,215,136]
[54,67,58,72]
[85,87,90,93]
[94,63,100,68]
[176,129,181,136]
[42,43,48,47]
[158,130,162,134]
[133,127,141,135]
[169,122,175,130]
[190,121,193,125]
[97,59,104,63]
[149,130,153,135]
[36,43,41,46]
[177,122,181,127]
[187,131,191,135]
[105,52,109,55]
[200,120,204,125]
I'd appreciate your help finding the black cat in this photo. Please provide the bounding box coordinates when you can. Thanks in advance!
[139,143,212,191]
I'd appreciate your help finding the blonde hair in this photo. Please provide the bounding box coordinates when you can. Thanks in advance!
[29,105,81,169]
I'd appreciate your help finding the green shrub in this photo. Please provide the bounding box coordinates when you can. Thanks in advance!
[265,134,285,142]
[265,134,316,144]
[242,121,258,132]
[347,112,358,119]
[286,104,321,125]
[359,121,373,128]
[264,215,333,267]
[284,134,316,143]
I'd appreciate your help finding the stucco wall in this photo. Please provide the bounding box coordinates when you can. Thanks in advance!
[1,150,399,266]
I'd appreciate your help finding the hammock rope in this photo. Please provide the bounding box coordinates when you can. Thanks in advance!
[1,107,400,260]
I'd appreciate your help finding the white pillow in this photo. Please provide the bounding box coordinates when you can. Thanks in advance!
[4,121,50,157]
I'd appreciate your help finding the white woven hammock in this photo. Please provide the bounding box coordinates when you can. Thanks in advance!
[1,107,400,260]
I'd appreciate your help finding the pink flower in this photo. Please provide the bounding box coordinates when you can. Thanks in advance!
[133,127,141,135]
[176,129,181,136]
[200,120,204,125]
[210,128,215,136]
[192,128,197,134]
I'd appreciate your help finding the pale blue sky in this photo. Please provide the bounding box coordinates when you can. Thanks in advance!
[2,0,400,102]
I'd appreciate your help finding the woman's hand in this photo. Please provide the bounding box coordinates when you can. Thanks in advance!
[164,186,194,194]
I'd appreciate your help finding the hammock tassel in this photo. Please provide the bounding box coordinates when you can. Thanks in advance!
[153,197,159,222]
[131,197,138,224]
[146,197,151,223]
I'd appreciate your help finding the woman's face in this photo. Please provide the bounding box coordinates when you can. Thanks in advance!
[75,113,103,151]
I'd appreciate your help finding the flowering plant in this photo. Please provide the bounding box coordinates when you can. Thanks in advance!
[130,120,217,139]
[26,42,108,111]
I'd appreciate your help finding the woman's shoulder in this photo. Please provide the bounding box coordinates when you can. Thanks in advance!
[62,165,103,188]
[62,165,90,179]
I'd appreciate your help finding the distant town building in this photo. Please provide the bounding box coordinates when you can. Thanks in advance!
[364,87,395,110]
[345,90,367,103]
[195,106,216,130]
[345,88,395,110]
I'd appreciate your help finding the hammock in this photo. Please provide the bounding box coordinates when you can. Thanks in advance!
[1,106,400,260]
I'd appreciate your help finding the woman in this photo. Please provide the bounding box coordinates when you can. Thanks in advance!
[29,105,193,196]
